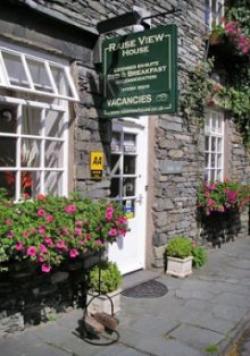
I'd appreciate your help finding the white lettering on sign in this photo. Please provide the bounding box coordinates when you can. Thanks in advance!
[107,94,152,107]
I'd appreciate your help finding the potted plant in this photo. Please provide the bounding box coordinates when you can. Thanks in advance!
[166,236,193,278]
[87,261,122,315]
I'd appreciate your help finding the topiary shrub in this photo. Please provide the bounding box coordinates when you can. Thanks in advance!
[89,261,122,294]
[192,246,207,268]
[166,236,192,259]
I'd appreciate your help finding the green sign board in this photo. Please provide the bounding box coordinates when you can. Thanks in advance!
[102,25,177,118]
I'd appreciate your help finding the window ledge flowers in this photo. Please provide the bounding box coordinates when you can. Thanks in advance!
[197,181,250,216]
[0,190,128,273]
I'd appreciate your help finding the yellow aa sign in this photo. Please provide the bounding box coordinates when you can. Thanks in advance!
[90,151,104,171]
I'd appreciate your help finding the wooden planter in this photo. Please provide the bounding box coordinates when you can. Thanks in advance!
[166,256,193,278]
[87,288,121,315]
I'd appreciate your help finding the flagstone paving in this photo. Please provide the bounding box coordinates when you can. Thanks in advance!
[1,238,250,355]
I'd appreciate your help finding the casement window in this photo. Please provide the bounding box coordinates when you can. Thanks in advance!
[205,0,224,29]
[0,42,78,201]
[204,110,224,182]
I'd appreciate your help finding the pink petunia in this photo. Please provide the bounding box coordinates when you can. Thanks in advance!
[44,237,54,247]
[117,216,128,225]
[40,244,48,254]
[108,228,118,237]
[5,219,13,226]
[64,204,77,214]
[95,239,103,247]
[38,255,45,263]
[46,214,54,223]
[27,246,37,257]
[41,264,51,273]
[56,240,68,251]
[37,194,46,201]
[37,208,46,217]
[15,242,24,251]
[22,230,30,238]
[75,220,83,227]
[69,248,79,258]
[61,227,69,236]
[105,206,114,221]
[38,226,46,235]
[74,227,82,236]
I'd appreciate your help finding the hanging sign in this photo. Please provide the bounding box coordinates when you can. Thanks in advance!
[102,24,177,118]
[90,151,104,179]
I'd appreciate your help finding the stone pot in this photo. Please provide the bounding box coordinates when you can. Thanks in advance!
[166,256,193,278]
[86,288,121,315]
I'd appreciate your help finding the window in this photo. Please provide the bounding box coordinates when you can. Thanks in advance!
[204,110,224,182]
[205,0,224,29]
[0,43,78,200]
[0,47,78,101]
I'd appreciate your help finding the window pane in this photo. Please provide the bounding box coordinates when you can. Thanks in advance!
[217,169,222,181]
[211,137,216,152]
[21,171,41,198]
[0,137,16,166]
[217,154,222,168]
[111,154,120,175]
[205,153,209,168]
[204,169,209,182]
[22,107,41,136]
[211,153,215,168]
[51,66,72,97]
[0,107,16,133]
[123,178,135,197]
[124,133,136,152]
[124,155,136,174]
[110,178,120,198]
[217,138,222,152]
[205,136,209,151]
[21,139,41,167]
[2,52,29,88]
[217,118,223,133]
[45,110,64,138]
[0,171,15,198]
[210,170,215,182]
[44,171,63,195]
[27,59,53,92]
[45,141,63,168]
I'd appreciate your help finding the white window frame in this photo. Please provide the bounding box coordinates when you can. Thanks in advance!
[0,44,79,102]
[205,109,224,182]
[0,95,68,201]
[206,0,225,30]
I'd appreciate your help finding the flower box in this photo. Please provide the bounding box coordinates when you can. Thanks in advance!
[87,288,121,315]
[166,256,193,278]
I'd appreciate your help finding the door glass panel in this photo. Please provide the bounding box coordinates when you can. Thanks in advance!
[22,107,41,136]
[123,177,135,197]
[21,139,41,167]
[2,52,29,88]
[0,171,16,198]
[0,137,16,166]
[0,107,16,133]
[124,133,136,152]
[27,59,53,92]
[110,178,120,198]
[111,132,121,152]
[111,154,120,175]
[124,155,136,174]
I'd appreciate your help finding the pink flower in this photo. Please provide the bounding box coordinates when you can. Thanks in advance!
[15,242,24,251]
[44,237,54,247]
[56,240,68,251]
[27,246,37,257]
[226,190,238,204]
[208,183,216,191]
[117,216,128,225]
[38,255,45,263]
[22,230,30,238]
[69,248,79,258]
[105,206,114,221]
[95,239,103,247]
[207,199,216,207]
[37,208,46,217]
[40,244,48,254]
[37,194,46,201]
[41,264,51,273]
[86,233,91,241]
[46,214,54,223]
[38,226,46,235]
[64,204,77,214]
[61,227,69,236]
[76,220,83,227]
[108,228,118,237]
[118,228,127,237]
[74,227,82,236]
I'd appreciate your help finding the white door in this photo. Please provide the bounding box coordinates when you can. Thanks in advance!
[108,116,148,275]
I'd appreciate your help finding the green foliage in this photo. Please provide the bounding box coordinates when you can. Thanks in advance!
[192,246,207,268]
[89,261,122,294]
[0,191,128,273]
[204,343,219,353]
[166,236,192,259]
[227,5,250,36]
